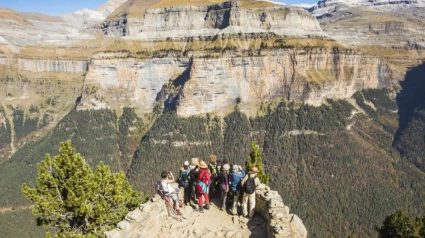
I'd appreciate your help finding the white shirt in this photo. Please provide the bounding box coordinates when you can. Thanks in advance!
[161,181,175,194]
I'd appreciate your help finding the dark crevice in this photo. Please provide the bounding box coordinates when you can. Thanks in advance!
[393,62,425,144]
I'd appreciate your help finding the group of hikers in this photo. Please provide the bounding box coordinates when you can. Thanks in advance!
[157,155,261,218]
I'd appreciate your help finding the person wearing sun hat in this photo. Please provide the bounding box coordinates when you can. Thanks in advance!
[194,160,211,213]
[241,167,260,218]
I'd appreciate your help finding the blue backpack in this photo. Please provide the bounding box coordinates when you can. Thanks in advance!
[179,169,190,188]
[195,181,207,194]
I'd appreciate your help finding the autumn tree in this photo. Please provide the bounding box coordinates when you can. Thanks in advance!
[22,140,142,237]
[246,141,270,184]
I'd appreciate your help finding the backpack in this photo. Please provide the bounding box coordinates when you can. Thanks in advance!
[199,169,211,185]
[195,181,207,194]
[155,181,166,199]
[244,176,256,195]
[208,163,217,175]
[179,170,190,188]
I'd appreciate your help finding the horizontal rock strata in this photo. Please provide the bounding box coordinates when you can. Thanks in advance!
[80,47,392,116]
[103,0,325,39]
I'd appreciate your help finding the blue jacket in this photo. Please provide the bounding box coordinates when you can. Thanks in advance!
[230,170,246,192]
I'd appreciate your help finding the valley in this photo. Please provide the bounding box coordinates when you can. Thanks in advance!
[0,0,424,237]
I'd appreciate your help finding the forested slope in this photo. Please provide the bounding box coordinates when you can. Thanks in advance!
[1,79,425,237]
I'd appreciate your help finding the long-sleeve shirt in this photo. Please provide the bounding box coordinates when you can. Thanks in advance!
[229,170,246,192]
[219,170,229,186]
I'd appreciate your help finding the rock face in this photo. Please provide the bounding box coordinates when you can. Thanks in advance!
[0,54,88,73]
[16,59,88,73]
[104,0,324,38]
[80,47,392,116]
[310,0,425,16]
[317,6,425,48]
[106,183,307,238]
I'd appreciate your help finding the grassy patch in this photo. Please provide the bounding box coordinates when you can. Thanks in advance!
[306,69,336,83]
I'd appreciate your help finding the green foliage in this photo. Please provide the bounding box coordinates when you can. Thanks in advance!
[118,107,143,171]
[22,140,141,237]
[378,210,424,238]
[13,108,39,140]
[223,107,251,165]
[246,141,269,184]
[0,209,47,238]
[0,105,12,148]
[0,109,121,216]
[395,108,425,172]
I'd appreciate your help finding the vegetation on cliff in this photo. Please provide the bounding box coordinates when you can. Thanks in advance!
[22,141,142,237]
[378,210,425,238]
[246,141,269,184]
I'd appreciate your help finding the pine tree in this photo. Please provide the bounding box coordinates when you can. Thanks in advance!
[246,141,270,184]
[22,140,142,238]
[378,210,424,238]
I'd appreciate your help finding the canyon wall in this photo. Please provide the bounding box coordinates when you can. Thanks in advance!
[0,54,88,73]
[104,1,324,38]
[80,47,392,116]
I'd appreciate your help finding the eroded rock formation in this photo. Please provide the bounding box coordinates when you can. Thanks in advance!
[80,47,392,116]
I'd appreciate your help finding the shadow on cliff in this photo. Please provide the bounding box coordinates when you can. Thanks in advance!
[393,62,425,146]
[164,59,193,112]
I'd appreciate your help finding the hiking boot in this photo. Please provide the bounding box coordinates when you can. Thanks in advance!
[196,207,204,213]
[204,204,210,210]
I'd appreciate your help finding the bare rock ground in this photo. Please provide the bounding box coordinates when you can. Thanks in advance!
[107,197,267,238]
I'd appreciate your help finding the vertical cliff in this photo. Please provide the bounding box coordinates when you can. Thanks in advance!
[78,46,393,116]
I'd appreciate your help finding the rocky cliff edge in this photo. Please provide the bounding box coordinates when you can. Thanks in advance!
[106,183,307,238]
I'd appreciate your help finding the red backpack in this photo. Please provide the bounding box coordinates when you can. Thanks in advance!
[199,169,210,186]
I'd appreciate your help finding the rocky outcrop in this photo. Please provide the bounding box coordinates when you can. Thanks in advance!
[0,53,88,73]
[317,7,425,48]
[79,47,392,116]
[310,0,425,16]
[106,183,307,238]
[104,0,325,39]
[16,58,88,73]
[80,52,189,110]
[255,184,307,238]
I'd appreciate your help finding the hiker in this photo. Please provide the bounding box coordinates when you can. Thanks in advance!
[229,165,245,215]
[194,161,211,213]
[179,161,191,205]
[159,171,182,214]
[241,167,260,218]
[219,163,230,210]
[207,155,219,198]
[189,158,200,202]
[220,158,230,172]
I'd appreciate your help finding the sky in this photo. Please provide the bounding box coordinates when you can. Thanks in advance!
[0,0,317,16]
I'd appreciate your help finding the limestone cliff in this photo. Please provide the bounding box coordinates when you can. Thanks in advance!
[103,0,324,38]
[80,47,392,116]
